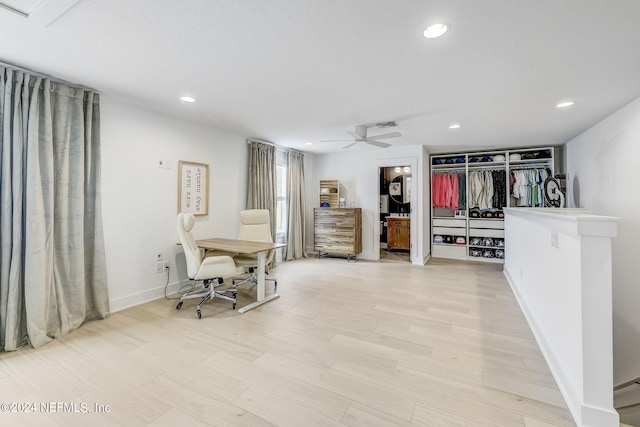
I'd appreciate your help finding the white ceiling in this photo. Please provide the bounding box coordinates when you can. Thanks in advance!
[2,0,640,154]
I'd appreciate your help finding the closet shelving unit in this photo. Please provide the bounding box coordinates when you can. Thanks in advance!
[430,147,556,264]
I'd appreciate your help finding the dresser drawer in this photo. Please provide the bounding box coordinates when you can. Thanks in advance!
[432,245,467,260]
[469,219,504,229]
[469,228,505,238]
[433,218,466,227]
[433,226,466,236]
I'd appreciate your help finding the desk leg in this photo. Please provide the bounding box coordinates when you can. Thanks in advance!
[237,250,279,313]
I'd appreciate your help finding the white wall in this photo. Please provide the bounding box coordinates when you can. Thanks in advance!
[308,145,425,263]
[504,208,619,427]
[566,96,640,385]
[100,96,248,311]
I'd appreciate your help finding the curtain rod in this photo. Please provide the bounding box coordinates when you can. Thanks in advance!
[246,138,304,155]
[0,60,100,93]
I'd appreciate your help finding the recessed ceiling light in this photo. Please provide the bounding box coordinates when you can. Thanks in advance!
[423,23,449,39]
[556,100,575,108]
[449,123,461,129]
[180,96,196,103]
[305,142,313,145]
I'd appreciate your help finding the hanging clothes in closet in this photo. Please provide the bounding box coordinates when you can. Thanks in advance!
[510,168,550,207]
[432,172,466,210]
[468,169,506,210]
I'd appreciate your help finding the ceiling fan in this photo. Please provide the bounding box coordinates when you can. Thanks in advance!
[320,125,401,149]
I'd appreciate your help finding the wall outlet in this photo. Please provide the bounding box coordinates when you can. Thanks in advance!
[156,262,163,274]
[163,260,170,270]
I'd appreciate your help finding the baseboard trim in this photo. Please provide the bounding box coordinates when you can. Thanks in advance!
[109,280,189,313]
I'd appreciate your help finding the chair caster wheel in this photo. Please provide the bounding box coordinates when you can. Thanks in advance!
[197,309,202,319]
[176,301,183,310]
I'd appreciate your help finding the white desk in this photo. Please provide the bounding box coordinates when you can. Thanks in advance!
[196,238,286,313]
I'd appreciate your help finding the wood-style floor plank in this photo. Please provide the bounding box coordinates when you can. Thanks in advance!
[0,257,579,426]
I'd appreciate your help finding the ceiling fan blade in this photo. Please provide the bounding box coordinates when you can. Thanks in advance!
[319,139,355,142]
[365,140,391,148]
[346,131,360,139]
[342,142,357,149]
[365,132,401,140]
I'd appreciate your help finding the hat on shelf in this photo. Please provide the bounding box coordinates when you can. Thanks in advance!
[455,237,466,245]
[469,157,479,163]
[444,235,453,244]
[320,202,330,207]
[433,158,442,165]
[480,155,492,162]
[455,156,465,163]
[536,149,551,158]
[509,153,521,161]
[445,158,454,164]
[434,235,444,244]
[493,154,505,162]
[522,152,536,160]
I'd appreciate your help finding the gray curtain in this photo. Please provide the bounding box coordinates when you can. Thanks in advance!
[285,150,307,260]
[246,140,277,236]
[0,66,109,351]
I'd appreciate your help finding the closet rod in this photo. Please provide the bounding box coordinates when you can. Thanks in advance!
[468,166,506,171]
[433,168,465,173]
[509,164,551,170]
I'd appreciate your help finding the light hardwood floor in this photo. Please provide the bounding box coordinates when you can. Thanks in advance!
[0,258,578,426]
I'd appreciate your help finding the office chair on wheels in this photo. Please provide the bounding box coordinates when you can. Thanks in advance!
[176,213,239,319]
[232,209,277,290]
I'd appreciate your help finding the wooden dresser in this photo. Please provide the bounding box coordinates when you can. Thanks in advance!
[387,217,410,251]
[314,208,362,261]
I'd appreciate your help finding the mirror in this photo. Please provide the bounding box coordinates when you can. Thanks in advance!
[389,175,410,205]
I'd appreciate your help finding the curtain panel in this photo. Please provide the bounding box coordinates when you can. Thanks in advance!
[285,150,306,260]
[0,66,109,351]
[246,141,277,267]
[246,140,277,235]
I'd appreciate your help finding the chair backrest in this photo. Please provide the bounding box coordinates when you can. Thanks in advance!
[177,213,202,279]
[238,209,273,243]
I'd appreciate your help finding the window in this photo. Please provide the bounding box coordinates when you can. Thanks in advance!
[275,149,288,260]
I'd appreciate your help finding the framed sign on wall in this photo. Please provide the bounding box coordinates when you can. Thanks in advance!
[178,161,209,216]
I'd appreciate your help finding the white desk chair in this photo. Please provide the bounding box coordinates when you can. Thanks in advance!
[233,209,277,289]
[176,213,239,319]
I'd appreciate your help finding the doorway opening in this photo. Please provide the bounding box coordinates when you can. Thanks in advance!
[379,166,411,263]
